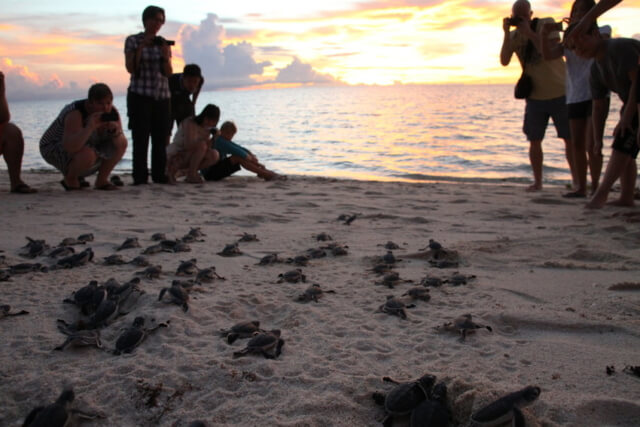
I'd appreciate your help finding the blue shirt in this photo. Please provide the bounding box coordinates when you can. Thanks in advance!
[215,136,249,159]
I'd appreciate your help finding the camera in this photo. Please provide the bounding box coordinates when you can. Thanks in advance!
[101,111,119,122]
[507,16,522,26]
[547,21,564,32]
[153,36,175,46]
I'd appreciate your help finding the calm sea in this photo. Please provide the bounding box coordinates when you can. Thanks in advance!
[6,85,621,184]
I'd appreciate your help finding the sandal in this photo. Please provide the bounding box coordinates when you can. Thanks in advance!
[95,183,118,191]
[60,180,81,191]
[10,183,37,194]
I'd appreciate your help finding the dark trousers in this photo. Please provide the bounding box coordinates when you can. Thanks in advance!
[127,91,171,184]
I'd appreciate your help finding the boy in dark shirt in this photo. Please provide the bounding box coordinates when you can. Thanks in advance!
[571,25,639,208]
[169,64,204,127]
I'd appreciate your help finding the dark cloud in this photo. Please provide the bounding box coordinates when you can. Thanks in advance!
[275,57,336,84]
[180,14,270,88]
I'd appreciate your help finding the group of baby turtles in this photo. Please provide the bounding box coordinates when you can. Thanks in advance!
[372,372,541,426]
[220,320,285,359]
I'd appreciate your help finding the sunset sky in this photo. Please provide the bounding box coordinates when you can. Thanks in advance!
[1,0,639,100]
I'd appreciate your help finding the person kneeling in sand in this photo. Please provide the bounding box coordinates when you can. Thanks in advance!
[200,121,283,181]
[166,104,220,184]
[40,83,127,191]
[0,71,36,193]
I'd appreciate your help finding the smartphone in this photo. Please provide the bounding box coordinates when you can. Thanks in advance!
[101,111,119,122]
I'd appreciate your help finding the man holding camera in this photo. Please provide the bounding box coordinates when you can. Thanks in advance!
[40,83,127,191]
[500,0,572,192]
[125,5,173,185]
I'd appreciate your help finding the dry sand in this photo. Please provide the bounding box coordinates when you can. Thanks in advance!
[1,171,639,426]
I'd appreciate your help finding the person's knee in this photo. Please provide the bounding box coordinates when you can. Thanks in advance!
[2,123,24,146]
[69,146,97,170]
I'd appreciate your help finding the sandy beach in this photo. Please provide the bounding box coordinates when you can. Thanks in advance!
[1,171,639,426]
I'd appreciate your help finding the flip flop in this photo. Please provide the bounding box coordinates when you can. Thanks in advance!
[562,191,587,198]
[10,183,37,194]
[95,183,118,191]
[110,175,124,186]
[60,180,81,191]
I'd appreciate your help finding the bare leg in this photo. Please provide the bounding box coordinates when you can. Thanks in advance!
[568,119,587,195]
[615,159,637,206]
[585,116,602,194]
[562,137,578,190]
[237,157,279,180]
[95,135,127,188]
[527,139,543,191]
[198,149,219,171]
[64,146,97,189]
[185,143,206,183]
[586,150,632,209]
[1,123,31,190]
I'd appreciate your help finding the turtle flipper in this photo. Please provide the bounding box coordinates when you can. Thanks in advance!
[227,333,239,344]
[54,337,72,351]
[275,339,285,357]
[512,407,525,427]
[70,408,107,420]
[233,348,250,358]
[23,405,44,426]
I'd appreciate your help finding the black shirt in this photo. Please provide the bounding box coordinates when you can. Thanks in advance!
[169,73,203,126]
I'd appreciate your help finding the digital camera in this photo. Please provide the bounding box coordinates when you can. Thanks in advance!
[153,36,175,46]
[101,111,119,122]
[507,16,522,26]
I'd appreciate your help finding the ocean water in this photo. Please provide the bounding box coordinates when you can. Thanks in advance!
[6,85,621,184]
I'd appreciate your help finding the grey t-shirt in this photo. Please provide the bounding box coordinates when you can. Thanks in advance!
[591,38,640,103]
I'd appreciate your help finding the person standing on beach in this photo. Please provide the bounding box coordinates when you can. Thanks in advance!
[0,71,36,193]
[169,64,204,128]
[39,83,127,191]
[500,0,573,192]
[125,5,172,185]
[571,25,639,208]
[540,0,606,197]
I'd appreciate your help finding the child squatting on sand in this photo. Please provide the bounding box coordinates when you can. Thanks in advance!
[200,121,283,181]
[166,104,220,184]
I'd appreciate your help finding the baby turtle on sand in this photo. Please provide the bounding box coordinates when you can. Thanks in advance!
[181,233,200,243]
[278,269,306,283]
[77,233,95,243]
[314,232,333,242]
[297,284,336,303]
[379,241,401,250]
[142,244,164,255]
[9,262,46,274]
[21,237,49,258]
[63,280,101,313]
[87,294,120,329]
[372,373,436,427]
[0,269,10,281]
[258,253,280,265]
[196,267,225,283]
[233,329,284,359]
[376,272,410,289]
[129,255,150,267]
[425,239,443,252]
[54,323,102,351]
[402,287,431,302]
[442,314,492,340]
[337,213,358,225]
[286,255,310,266]
[173,241,192,252]
[429,259,459,269]
[158,282,189,311]
[330,244,349,256]
[103,254,127,265]
[218,242,243,257]
[59,237,83,246]
[220,320,263,344]
[117,237,141,251]
[176,258,199,276]
[23,388,104,427]
[448,272,476,286]
[238,232,259,242]
[187,227,206,238]
[410,381,449,427]
[113,316,169,355]
[107,278,144,314]
[56,248,94,269]
[382,251,398,265]
[378,296,415,320]
[136,265,162,279]
[470,385,541,427]
[306,248,327,259]
[151,232,166,241]
[47,246,75,258]
[0,304,29,319]
[420,276,444,287]
[371,263,394,275]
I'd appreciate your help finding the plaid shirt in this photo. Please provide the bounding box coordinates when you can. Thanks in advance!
[125,33,170,100]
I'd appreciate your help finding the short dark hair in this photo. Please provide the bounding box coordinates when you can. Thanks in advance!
[183,64,202,78]
[142,5,165,24]
[88,83,113,101]
[220,121,237,134]
[194,104,220,125]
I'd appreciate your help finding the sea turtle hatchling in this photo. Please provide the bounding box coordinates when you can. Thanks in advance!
[103,254,127,265]
[470,385,541,427]
[378,296,415,320]
[77,233,95,243]
[278,269,306,283]
[20,237,49,258]
[314,232,332,241]
[371,263,394,275]
[330,244,349,256]
[0,304,29,319]
[187,227,206,238]
[173,241,192,252]
[219,320,263,344]
[22,388,105,427]
[63,280,101,313]
[296,284,336,303]
[402,287,431,302]
[151,232,166,241]
[9,262,46,274]
[54,323,102,351]
[113,316,169,355]
[0,269,10,281]
[136,265,162,279]
[233,329,285,359]
[143,243,165,255]
[59,237,83,246]
[158,282,189,311]
[129,256,150,267]
[47,246,75,258]
[376,272,410,289]
[448,272,476,286]
[176,259,198,276]
[56,248,94,269]
[372,373,437,427]
[420,276,444,287]
[410,381,449,427]
[257,253,280,265]
[306,248,327,259]
[442,314,492,340]
[238,232,259,242]
[196,267,225,283]
[218,242,243,257]
[116,237,141,251]
[286,255,310,266]
[382,251,398,265]
[379,241,401,250]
